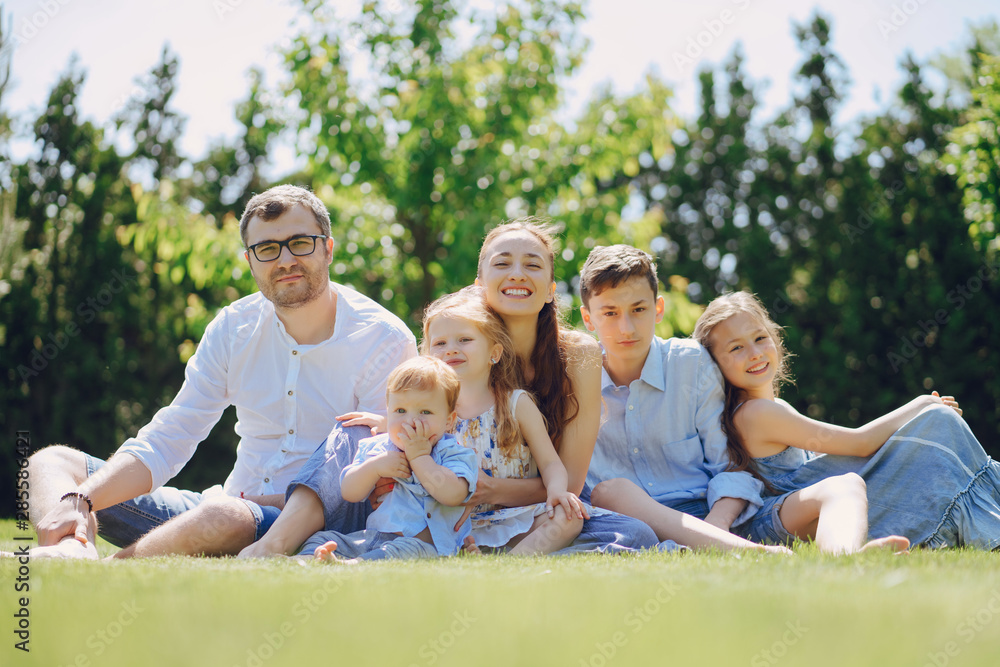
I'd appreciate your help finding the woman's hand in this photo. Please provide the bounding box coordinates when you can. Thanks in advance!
[368,477,395,510]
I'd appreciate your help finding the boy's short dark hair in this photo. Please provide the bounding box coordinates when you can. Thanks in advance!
[386,357,460,413]
[579,245,658,307]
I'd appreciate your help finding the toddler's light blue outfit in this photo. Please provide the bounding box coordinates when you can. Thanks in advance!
[298,432,478,559]
[734,404,1000,549]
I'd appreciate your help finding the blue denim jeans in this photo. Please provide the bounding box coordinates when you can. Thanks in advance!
[294,425,661,556]
[286,424,374,535]
[735,405,1000,549]
[85,455,280,548]
[551,509,659,555]
[298,529,439,560]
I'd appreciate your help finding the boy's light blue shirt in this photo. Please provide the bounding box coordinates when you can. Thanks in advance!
[342,433,478,556]
[586,336,763,527]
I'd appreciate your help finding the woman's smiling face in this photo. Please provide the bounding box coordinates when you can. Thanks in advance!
[477,230,556,318]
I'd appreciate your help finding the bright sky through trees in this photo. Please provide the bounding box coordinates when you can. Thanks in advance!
[6,0,998,172]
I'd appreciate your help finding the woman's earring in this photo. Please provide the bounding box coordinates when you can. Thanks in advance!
[490,358,496,364]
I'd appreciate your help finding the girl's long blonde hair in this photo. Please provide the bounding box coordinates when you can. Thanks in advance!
[693,291,793,490]
[421,285,530,455]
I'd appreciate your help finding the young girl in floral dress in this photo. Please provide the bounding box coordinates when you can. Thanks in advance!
[420,286,585,554]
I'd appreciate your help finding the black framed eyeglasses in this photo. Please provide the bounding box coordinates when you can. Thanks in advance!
[246,235,327,262]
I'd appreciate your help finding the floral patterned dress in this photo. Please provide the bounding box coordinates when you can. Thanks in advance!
[453,389,549,548]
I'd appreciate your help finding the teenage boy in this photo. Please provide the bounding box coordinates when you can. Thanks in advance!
[579,244,785,553]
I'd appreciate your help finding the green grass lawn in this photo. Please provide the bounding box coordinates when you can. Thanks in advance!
[2,520,1000,667]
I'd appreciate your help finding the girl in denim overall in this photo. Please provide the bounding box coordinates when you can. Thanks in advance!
[693,291,989,552]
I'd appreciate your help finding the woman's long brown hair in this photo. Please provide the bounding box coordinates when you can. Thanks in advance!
[478,219,578,450]
[693,291,793,492]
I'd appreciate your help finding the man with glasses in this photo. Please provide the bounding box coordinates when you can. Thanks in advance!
[28,185,416,559]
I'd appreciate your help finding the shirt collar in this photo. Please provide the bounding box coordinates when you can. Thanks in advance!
[600,337,665,392]
[638,336,666,392]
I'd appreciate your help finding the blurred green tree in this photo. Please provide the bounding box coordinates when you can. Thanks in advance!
[186,67,284,226]
[0,53,258,510]
[281,0,621,325]
[613,13,999,451]
[3,7,998,517]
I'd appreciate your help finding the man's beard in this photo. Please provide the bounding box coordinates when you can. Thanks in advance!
[255,264,329,308]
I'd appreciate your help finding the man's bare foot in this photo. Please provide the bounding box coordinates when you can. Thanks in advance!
[237,537,291,559]
[461,536,482,556]
[28,513,100,560]
[859,535,910,554]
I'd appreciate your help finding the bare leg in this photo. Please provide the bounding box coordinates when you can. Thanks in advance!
[238,485,326,558]
[778,474,907,555]
[114,497,256,558]
[24,445,100,558]
[27,445,91,535]
[592,478,789,554]
[779,474,867,555]
[507,507,583,556]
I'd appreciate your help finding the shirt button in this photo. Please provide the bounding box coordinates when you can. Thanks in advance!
[426,513,432,519]
[287,390,293,396]
[628,405,634,411]
[633,448,639,453]
[647,482,653,487]
[292,350,298,355]
[288,429,294,435]
[264,478,270,483]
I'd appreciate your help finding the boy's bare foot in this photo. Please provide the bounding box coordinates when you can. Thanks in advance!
[314,540,340,562]
[461,536,482,556]
[313,540,359,564]
[859,535,910,554]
